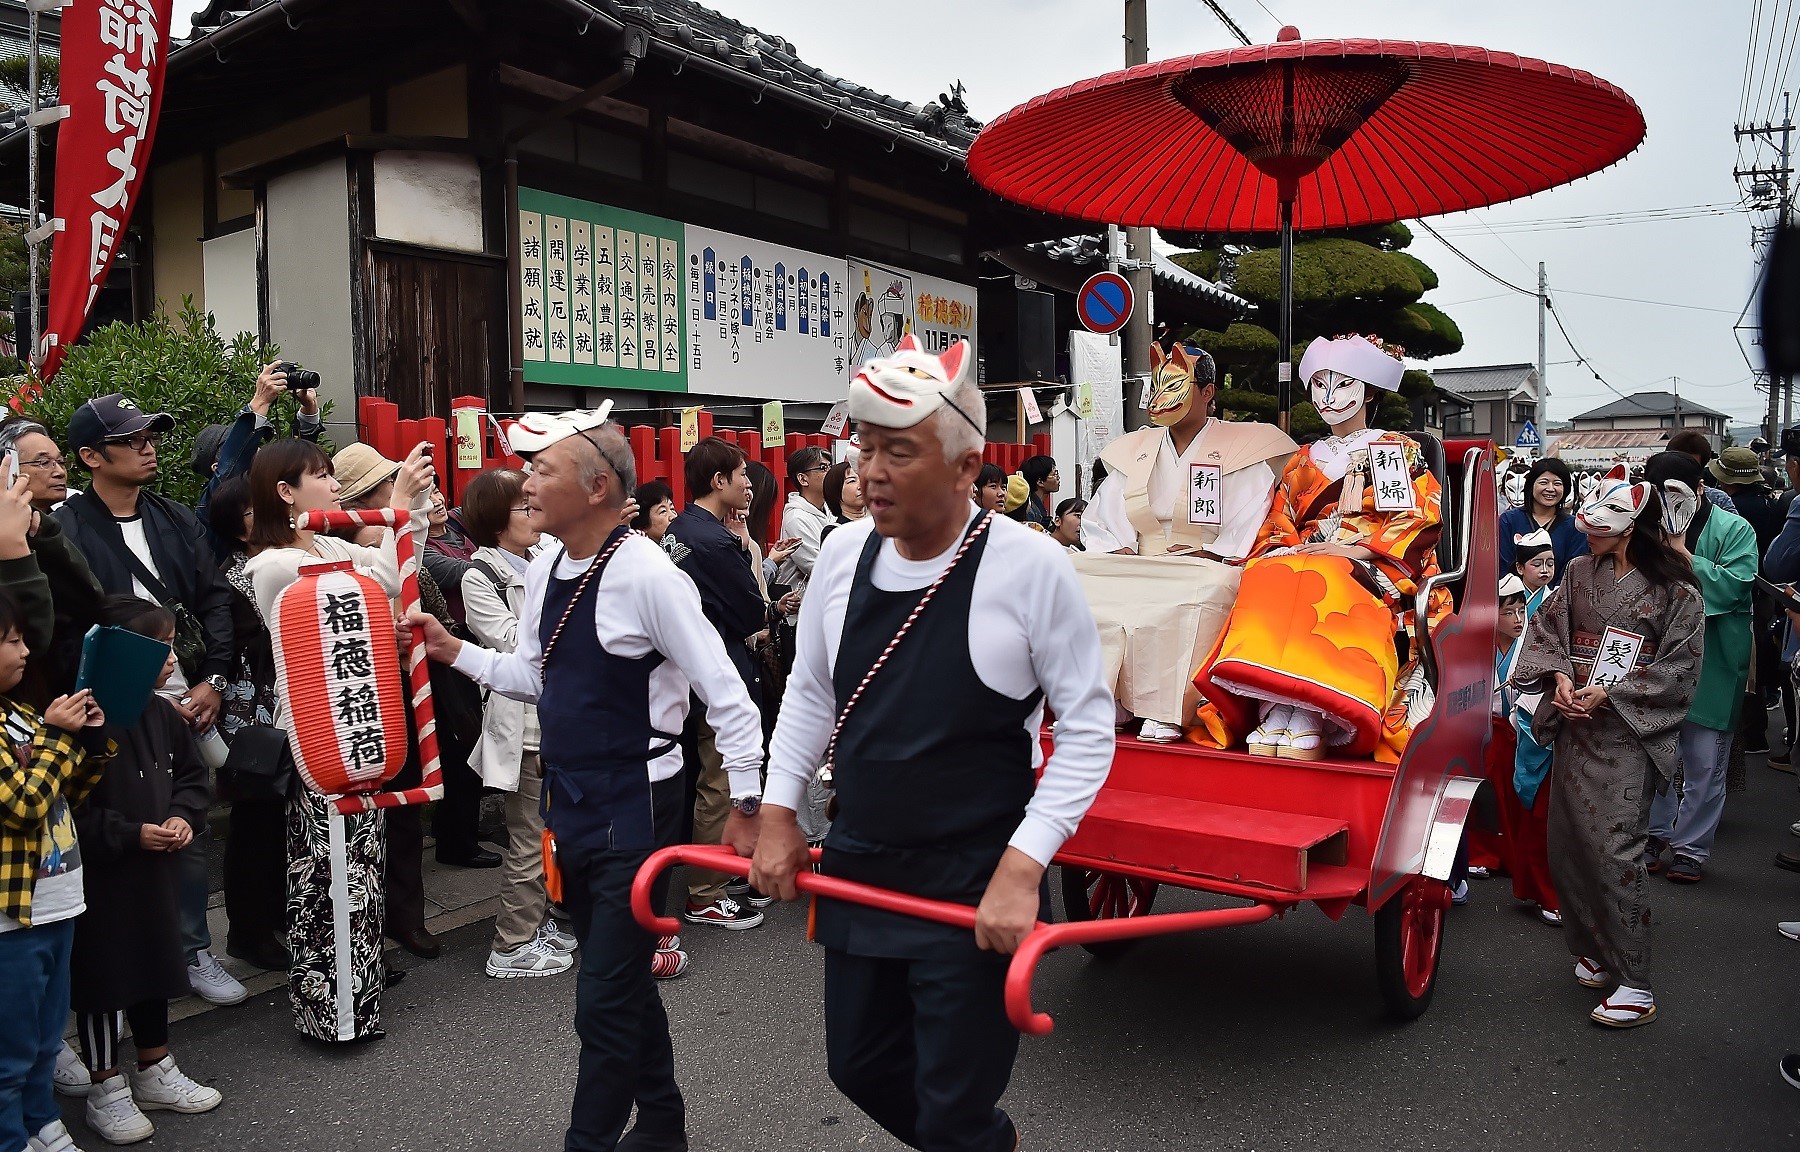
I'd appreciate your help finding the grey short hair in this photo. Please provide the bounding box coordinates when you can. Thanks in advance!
[571,421,637,506]
[0,419,48,458]
[935,377,986,463]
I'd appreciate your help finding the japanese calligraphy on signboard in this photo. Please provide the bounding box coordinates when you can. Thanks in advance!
[1369,438,1417,512]
[518,189,687,393]
[515,189,977,405]
[1188,462,1223,526]
[1585,626,1644,690]
[687,225,846,402]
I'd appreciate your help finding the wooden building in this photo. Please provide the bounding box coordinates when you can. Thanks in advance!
[0,0,1093,443]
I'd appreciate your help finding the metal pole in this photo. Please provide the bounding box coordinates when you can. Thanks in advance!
[1536,262,1547,436]
[1121,0,1154,430]
[26,4,40,369]
[1784,94,1794,440]
[1277,197,1293,428]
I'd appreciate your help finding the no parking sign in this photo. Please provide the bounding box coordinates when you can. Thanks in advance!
[1077,272,1134,336]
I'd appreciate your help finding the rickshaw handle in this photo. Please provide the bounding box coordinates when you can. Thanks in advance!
[630,844,1281,1035]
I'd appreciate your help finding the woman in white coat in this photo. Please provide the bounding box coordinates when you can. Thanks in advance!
[457,468,578,979]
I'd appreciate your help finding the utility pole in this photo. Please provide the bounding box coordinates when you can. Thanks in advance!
[1536,261,1547,436]
[1737,91,1794,444]
[1120,0,1155,428]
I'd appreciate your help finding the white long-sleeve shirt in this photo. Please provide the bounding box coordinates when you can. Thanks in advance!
[763,508,1116,866]
[1081,423,1276,559]
[452,532,765,799]
[775,493,834,591]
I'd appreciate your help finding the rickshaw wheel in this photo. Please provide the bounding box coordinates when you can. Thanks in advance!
[1059,868,1160,958]
[1374,875,1449,1020]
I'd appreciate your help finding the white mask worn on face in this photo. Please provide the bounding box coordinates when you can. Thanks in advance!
[1309,369,1365,427]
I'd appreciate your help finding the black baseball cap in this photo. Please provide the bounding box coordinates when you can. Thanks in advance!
[1783,426,1800,458]
[189,423,230,476]
[66,393,175,451]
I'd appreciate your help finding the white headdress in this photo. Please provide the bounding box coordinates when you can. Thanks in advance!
[1498,573,1528,599]
[505,401,615,457]
[1297,335,1405,393]
[1512,527,1553,550]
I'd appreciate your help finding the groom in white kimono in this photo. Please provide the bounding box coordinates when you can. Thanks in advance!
[1080,344,1294,741]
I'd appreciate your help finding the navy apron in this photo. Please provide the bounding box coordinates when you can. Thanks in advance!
[817,520,1044,959]
[536,529,681,853]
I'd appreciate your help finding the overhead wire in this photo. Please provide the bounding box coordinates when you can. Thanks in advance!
[1743,0,1766,125]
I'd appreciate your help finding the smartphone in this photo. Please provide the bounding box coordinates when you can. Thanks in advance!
[1756,574,1800,615]
[4,450,17,490]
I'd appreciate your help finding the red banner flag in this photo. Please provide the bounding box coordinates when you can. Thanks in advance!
[38,0,174,380]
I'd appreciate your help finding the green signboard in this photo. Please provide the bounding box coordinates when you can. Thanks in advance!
[517,189,687,393]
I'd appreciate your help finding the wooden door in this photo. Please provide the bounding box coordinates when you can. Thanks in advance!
[363,245,506,419]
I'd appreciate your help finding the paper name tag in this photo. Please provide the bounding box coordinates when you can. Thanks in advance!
[1369,440,1416,512]
[679,407,701,452]
[1188,462,1222,526]
[1586,626,1643,689]
[820,400,849,438]
[1020,387,1043,424]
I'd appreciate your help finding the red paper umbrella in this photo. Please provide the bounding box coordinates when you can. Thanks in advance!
[968,27,1645,415]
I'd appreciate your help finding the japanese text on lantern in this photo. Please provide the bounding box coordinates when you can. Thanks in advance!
[322,591,385,778]
[90,0,161,300]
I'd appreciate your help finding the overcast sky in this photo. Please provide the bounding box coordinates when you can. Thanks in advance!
[175,0,1772,426]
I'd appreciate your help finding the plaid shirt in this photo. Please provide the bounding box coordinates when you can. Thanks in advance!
[0,701,112,928]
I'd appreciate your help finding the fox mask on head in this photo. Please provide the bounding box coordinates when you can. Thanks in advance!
[848,335,978,432]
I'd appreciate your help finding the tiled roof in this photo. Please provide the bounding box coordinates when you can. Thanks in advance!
[1549,429,1670,450]
[1027,234,1249,315]
[181,0,982,159]
[1570,390,1730,422]
[1429,363,1538,400]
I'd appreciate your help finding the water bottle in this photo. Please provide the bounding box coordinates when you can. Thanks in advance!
[194,725,229,771]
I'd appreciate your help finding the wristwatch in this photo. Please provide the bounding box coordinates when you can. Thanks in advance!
[730,796,762,817]
[203,675,228,694]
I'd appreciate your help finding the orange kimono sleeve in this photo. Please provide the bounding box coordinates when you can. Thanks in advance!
[1252,452,1313,556]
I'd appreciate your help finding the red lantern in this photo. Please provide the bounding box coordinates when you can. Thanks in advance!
[271,560,409,798]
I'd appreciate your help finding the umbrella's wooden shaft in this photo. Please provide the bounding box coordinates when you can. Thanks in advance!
[1278,197,1294,432]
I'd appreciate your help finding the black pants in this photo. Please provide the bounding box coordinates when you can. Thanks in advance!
[559,773,685,1152]
[824,948,1020,1152]
[384,805,426,936]
[431,749,486,861]
[77,1000,169,1072]
[222,794,287,946]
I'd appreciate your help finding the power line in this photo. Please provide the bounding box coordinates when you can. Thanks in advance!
[1191,0,1253,46]
[1547,288,1742,316]
[1412,220,1535,296]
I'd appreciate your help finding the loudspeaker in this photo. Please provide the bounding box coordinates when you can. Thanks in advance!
[978,285,1057,384]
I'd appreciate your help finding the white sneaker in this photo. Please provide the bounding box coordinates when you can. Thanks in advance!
[1779,921,1800,942]
[28,1118,84,1152]
[486,939,575,979]
[1137,718,1184,743]
[84,1075,154,1145]
[1450,879,1469,906]
[54,1039,92,1097]
[1540,908,1564,926]
[535,918,579,954]
[127,1055,221,1114]
[186,950,247,1006]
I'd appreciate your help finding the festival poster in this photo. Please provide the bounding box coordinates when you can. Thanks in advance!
[846,259,913,374]
[516,189,687,393]
[909,270,978,356]
[686,225,847,402]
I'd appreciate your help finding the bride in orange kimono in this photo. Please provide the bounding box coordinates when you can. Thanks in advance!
[1193,334,1448,762]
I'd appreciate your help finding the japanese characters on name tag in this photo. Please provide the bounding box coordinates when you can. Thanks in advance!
[1586,626,1643,690]
[1369,439,1416,512]
[1188,462,1222,526]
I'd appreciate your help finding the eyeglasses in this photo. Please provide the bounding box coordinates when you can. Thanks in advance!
[103,432,160,454]
[806,463,830,473]
[20,455,64,472]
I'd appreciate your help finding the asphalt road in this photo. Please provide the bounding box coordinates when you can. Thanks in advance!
[74,754,1800,1152]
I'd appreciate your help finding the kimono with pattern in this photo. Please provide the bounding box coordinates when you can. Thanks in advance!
[1509,554,1705,990]
[1193,431,1450,759]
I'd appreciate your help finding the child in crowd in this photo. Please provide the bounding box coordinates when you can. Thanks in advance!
[70,597,222,1143]
[0,586,111,1152]
[1497,531,1562,924]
